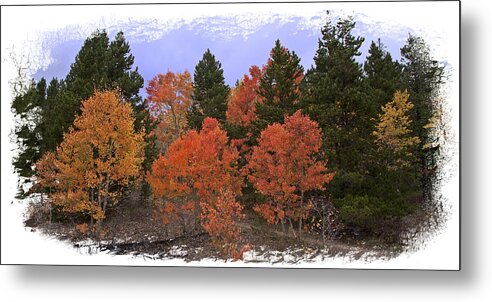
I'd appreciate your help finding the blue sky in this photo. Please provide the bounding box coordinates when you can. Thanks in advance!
[31,14,407,98]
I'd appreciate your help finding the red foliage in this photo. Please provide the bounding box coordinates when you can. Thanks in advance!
[145,71,192,152]
[148,118,247,256]
[247,110,334,236]
[200,189,245,258]
[226,65,263,127]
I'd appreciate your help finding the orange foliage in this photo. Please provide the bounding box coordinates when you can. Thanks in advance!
[148,118,246,255]
[76,223,89,234]
[145,71,192,152]
[226,65,263,127]
[153,201,178,225]
[35,151,57,191]
[35,90,144,221]
[247,110,334,233]
[200,188,245,258]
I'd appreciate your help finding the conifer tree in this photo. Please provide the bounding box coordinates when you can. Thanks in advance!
[63,30,156,172]
[254,39,304,132]
[363,39,405,115]
[336,90,420,231]
[188,49,230,129]
[400,34,445,195]
[11,78,47,182]
[300,14,367,198]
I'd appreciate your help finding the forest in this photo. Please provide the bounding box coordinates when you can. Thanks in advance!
[11,12,448,262]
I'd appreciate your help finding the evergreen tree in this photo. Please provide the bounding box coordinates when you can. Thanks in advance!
[62,30,157,173]
[363,39,405,114]
[254,39,304,131]
[300,14,367,182]
[188,49,229,129]
[40,78,63,153]
[362,39,411,195]
[400,34,445,195]
[11,78,46,182]
[63,31,149,136]
[299,13,416,234]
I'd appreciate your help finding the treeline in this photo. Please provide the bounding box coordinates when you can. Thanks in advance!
[12,13,446,258]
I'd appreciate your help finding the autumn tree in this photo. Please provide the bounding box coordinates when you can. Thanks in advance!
[35,90,144,222]
[34,151,58,221]
[64,30,156,173]
[226,65,263,129]
[12,30,156,198]
[145,71,193,153]
[188,49,230,130]
[148,128,202,234]
[247,110,334,239]
[226,65,265,157]
[374,90,420,158]
[148,118,245,256]
[200,188,246,259]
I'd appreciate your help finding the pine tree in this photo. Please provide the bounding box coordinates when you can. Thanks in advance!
[40,78,63,153]
[11,78,46,181]
[300,13,368,198]
[400,34,445,196]
[363,39,405,115]
[254,39,304,132]
[188,49,230,129]
[362,39,411,198]
[63,30,156,173]
[337,90,420,232]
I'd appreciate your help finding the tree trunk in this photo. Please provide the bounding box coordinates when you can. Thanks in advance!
[97,185,102,209]
[299,190,304,241]
[102,175,110,215]
[48,188,52,224]
[179,212,187,236]
[288,218,297,239]
[193,200,199,232]
[322,204,326,248]
[89,188,94,228]
[170,105,179,136]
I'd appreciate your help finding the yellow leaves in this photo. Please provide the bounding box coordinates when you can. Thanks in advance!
[373,90,420,152]
[145,71,193,153]
[422,99,449,151]
[35,89,145,221]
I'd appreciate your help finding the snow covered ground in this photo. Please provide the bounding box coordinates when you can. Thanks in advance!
[1,195,459,269]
